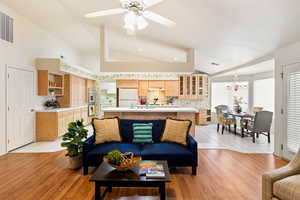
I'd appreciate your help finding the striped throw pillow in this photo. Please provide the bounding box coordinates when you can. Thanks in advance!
[132,123,153,144]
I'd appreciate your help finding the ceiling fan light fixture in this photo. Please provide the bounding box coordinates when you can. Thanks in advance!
[137,15,148,30]
[123,11,148,34]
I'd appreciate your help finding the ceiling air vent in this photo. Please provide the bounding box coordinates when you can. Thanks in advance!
[0,11,14,43]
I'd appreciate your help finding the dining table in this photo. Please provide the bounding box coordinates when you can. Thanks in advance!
[228,112,255,137]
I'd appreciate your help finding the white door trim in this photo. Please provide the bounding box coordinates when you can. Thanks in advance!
[281,62,300,160]
[5,65,35,152]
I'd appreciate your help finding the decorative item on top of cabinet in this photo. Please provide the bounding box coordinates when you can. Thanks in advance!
[138,80,149,96]
[116,80,138,88]
[165,80,179,97]
[38,70,64,96]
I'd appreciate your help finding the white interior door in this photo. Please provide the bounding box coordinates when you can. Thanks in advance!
[7,67,34,151]
[282,63,300,160]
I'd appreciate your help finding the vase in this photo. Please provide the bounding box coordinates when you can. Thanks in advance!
[68,155,82,169]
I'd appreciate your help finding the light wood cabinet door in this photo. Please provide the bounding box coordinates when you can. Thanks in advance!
[73,109,82,122]
[63,111,74,133]
[117,80,138,88]
[148,80,165,88]
[81,108,89,126]
[57,112,64,137]
[179,75,185,99]
[138,80,149,96]
[165,80,179,97]
[191,75,197,98]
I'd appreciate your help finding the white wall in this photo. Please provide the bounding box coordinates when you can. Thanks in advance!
[253,78,274,112]
[81,49,101,74]
[0,3,82,155]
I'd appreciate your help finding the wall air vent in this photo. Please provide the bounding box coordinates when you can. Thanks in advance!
[0,11,14,43]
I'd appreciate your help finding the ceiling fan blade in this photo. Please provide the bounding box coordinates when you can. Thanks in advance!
[85,8,125,18]
[143,11,176,27]
[143,0,164,8]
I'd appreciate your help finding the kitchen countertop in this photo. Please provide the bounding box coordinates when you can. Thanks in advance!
[102,107,199,113]
[36,105,88,113]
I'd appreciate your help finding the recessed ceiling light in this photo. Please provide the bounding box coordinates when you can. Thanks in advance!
[173,57,178,61]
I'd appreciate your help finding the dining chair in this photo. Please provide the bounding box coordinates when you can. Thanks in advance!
[240,107,264,133]
[247,111,273,143]
[215,105,236,134]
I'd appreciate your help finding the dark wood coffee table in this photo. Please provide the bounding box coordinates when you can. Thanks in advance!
[90,160,171,200]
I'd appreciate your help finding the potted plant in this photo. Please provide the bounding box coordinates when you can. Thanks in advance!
[61,119,88,169]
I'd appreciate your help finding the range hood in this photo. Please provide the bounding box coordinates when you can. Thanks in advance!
[148,88,165,91]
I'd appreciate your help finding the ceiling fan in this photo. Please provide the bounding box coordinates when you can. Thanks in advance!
[84,0,176,34]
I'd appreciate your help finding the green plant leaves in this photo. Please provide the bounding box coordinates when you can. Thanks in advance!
[61,119,88,157]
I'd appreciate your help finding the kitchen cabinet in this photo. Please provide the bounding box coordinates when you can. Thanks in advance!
[116,80,138,88]
[148,80,165,88]
[165,80,179,97]
[57,74,87,107]
[36,107,90,141]
[37,70,64,96]
[179,74,209,99]
[138,80,149,97]
[196,109,211,125]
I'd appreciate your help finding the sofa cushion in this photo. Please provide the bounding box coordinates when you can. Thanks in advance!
[273,175,300,200]
[141,142,192,161]
[132,123,153,143]
[93,118,121,144]
[87,143,142,160]
[119,119,165,143]
[161,118,191,146]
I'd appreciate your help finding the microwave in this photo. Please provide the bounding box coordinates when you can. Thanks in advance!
[88,88,96,104]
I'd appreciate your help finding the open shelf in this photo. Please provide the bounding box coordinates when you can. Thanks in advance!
[38,70,64,96]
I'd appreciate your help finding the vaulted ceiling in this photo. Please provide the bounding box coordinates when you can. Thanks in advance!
[2,0,300,74]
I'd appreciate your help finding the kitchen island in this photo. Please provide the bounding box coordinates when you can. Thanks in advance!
[102,107,198,136]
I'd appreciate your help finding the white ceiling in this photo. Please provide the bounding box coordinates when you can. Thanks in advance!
[2,0,300,74]
[213,59,274,77]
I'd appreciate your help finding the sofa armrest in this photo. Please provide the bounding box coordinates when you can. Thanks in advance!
[262,149,300,200]
[187,135,198,166]
[262,165,300,200]
[83,135,95,162]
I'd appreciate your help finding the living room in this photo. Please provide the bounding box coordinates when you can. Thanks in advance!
[1,0,300,200]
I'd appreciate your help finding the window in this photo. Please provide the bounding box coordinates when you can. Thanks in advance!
[253,78,274,112]
[211,82,249,112]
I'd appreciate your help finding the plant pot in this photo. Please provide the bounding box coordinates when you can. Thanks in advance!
[67,155,82,169]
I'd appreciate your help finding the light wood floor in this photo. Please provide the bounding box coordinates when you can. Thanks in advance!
[0,150,287,200]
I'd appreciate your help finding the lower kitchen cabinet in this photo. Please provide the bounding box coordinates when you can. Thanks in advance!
[36,107,91,141]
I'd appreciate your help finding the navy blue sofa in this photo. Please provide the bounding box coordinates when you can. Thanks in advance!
[83,119,198,175]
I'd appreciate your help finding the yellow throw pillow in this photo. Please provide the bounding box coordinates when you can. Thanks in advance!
[93,117,121,144]
[161,118,192,146]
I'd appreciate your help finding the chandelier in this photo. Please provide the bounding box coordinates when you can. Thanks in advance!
[226,74,248,92]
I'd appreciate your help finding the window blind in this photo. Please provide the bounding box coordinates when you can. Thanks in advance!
[287,71,300,153]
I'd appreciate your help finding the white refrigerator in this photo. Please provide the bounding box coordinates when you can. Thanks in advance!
[118,88,139,107]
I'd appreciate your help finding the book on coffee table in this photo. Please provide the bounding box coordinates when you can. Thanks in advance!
[139,161,165,178]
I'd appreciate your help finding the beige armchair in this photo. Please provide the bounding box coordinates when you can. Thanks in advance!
[262,149,300,200]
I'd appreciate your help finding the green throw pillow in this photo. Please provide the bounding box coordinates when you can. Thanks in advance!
[132,123,153,144]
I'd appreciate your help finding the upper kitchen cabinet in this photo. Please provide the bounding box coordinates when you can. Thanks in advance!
[165,80,179,97]
[138,80,149,96]
[179,74,209,99]
[148,80,165,88]
[116,80,139,88]
[57,74,87,107]
[37,70,64,96]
